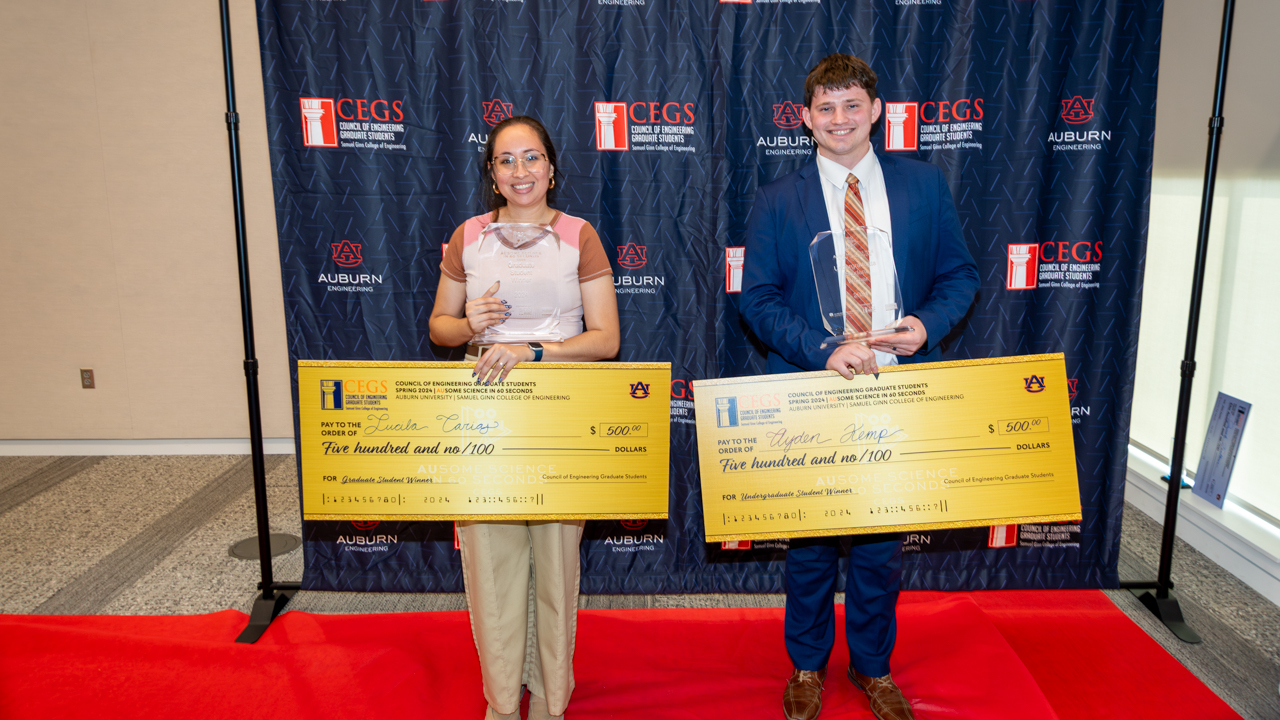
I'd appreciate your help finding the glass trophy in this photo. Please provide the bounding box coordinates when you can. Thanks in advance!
[471,222,564,344]
[809,227,905,349]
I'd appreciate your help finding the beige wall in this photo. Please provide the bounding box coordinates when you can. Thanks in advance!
[0,1,291,439]
[1,0,1274,442]
[1152,0,1280,178]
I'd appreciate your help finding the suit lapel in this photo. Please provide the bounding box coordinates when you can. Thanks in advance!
[796,160,830,246]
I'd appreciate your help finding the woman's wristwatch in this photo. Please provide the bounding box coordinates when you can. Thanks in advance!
[527,342,544,362]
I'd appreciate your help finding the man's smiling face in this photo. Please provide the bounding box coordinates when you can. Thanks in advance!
[802,84,882,168]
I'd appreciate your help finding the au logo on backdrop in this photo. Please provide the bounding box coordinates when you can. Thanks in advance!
[758,100,812,156]
[1060,96,1095,124]
[331,240,363,268]
[617,242,647,269]
[614,241,664,294]
[482,98,513,126]
[318,239,383,292]
[772,102,803,129]
[1049,95,1110,151]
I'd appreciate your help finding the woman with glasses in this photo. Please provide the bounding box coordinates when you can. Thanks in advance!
[429,116,620,720]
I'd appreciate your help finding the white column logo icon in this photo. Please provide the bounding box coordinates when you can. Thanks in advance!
[725,247,745,293]
[1006,244,1038,290]
[299,98,337,148]
[715,398,735,427]
[885,103,912,151]
[594,102,628,151]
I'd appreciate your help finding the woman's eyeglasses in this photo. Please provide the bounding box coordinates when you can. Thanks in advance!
[493,152,548,176]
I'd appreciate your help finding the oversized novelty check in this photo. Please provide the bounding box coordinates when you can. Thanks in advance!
[692,354,1080,542]
[298,361,670,521]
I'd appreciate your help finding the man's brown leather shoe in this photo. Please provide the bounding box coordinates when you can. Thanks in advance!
[783,668,827,720]
[849,667,916,720]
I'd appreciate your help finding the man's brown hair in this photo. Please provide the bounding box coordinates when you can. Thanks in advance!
[804,54,878,107]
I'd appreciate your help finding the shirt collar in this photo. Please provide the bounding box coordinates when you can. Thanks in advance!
[815,149,880,189]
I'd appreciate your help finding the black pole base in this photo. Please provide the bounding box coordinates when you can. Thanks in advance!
[1131,589,1203,644]
[235,588,297,644]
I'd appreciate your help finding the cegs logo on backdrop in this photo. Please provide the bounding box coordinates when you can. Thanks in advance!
[1005,239,1102,291]
[670,379,696,425]
[317,240,385,293]
[1047,95,1111,152]
[299,97,407,152]
[604,519,665,553]
[613,241,666,296]
[757,100,813,157]
[594,101,698,154]
[882,98,984,152]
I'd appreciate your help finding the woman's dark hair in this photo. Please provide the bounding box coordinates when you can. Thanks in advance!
[481,116,560,214]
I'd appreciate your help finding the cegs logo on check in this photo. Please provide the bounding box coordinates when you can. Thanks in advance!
[321,379,344,409]
[714,397,739,427]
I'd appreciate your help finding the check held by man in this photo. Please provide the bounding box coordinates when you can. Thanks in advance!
[727,54,982,720]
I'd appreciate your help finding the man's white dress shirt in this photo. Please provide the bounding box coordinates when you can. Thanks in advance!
[814,150,900,367]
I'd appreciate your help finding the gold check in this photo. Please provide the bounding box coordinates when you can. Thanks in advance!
[298,361,670,521]
[691,354,1081,542]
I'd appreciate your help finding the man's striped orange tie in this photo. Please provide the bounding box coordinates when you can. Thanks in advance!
[843,173,871,334]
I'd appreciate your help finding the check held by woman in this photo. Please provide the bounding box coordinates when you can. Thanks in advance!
[428,116,619,720]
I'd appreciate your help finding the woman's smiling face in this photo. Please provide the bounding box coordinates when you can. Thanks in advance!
[491,123,553,212]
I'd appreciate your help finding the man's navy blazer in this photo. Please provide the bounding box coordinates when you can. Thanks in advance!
[740,153,979,374]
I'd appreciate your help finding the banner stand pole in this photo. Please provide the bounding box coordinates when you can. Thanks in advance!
[218,0,300,644]
[1119,0,1237,645]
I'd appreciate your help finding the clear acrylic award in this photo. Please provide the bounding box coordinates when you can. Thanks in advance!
[471,222,564,344]
[808,227,905,349]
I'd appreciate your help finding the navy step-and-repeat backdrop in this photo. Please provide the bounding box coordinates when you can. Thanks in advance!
[254,0,1162,593]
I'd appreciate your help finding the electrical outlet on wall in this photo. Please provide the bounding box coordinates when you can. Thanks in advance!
[80,369,95,389]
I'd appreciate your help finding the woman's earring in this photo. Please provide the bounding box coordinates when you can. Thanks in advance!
[549,177,556,189]
[493,182,499,193]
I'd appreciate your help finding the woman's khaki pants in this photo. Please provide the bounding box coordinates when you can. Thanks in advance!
[458,520,584,717]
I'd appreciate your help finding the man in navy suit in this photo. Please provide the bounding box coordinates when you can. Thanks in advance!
[739,54,979,720]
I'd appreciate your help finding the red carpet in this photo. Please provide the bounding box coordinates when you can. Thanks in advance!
[0,591,1239,719]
